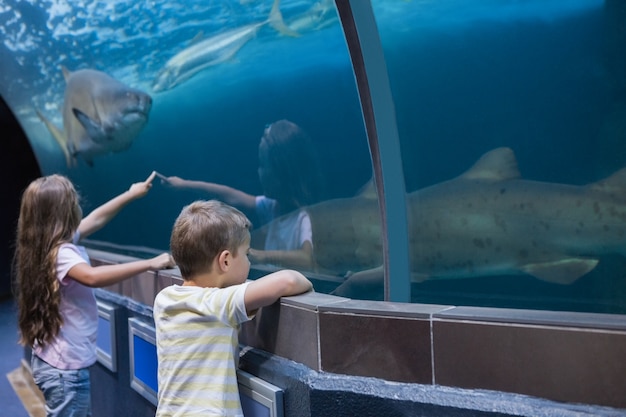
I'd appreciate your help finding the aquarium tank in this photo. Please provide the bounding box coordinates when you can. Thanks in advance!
[1,0,625,314]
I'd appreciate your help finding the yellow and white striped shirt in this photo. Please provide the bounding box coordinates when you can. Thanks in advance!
[153,283,252,417]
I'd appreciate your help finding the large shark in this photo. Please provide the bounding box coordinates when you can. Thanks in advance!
[277,147,626,289]
[152,0,297,92]
[37,67,152,167]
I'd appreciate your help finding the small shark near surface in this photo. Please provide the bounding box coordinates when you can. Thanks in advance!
[299,147,626,287]
[285,0,338,34]
[37,67,152,167]
[152,0,297,92]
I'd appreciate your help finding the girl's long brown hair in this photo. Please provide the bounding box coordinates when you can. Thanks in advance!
[13,175,81,347]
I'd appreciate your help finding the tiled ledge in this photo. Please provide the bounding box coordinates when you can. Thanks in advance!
[87,248,626,410]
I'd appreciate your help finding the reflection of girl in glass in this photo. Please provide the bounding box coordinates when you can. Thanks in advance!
[160,120,324,270]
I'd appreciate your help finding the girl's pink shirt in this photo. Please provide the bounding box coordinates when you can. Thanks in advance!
[33,243,97,370]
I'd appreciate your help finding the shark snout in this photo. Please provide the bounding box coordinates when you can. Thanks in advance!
[136,92,152,114]
[122,91,152,119]
[116,91,152,127]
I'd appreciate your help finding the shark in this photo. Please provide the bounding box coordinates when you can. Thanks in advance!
[284,0,338,34]
[152,0,298,92]
[291,147,626,288]
[37,66,152,167]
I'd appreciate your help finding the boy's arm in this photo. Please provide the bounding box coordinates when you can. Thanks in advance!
[67,252,175,288]
[79,171,156,239]
[244,269,313,315]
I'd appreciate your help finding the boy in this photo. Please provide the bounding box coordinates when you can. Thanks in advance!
[153,200,313,417]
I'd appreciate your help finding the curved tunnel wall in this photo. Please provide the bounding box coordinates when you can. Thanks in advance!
[0,95,41,299]
[1,0,626,414]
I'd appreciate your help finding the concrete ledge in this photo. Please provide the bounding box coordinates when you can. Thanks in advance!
[87,248,626,410]
[240,348,625,417]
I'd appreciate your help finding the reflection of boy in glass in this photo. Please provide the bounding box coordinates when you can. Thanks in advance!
[160,120,324,270]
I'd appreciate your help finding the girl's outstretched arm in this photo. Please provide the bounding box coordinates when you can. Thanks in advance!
[66,253,175,288]
[79,171,157,239]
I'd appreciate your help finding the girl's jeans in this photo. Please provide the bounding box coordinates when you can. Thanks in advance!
[31,354,92,417]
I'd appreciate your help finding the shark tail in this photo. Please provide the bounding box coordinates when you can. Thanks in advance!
[36,109,74,168]
[268,0,301,37]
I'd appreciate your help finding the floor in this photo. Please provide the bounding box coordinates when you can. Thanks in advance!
[0,296,40,417]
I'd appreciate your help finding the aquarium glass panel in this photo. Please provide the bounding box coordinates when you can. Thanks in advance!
[0,0,379,298]
[370,0,626,313]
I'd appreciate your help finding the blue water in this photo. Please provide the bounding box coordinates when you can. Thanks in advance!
[0,0,372,245]
[2,0,625,313]
[372,0,611,191]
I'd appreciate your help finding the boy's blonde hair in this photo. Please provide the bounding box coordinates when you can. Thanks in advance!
[170,200,252,279]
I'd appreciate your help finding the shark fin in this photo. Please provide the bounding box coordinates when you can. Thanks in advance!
[73,108,106,143]
[189,31,204,46]
[268,0,301,37]
[520,258,599,285]
[61,66,71,81]
[356,178,378,199]
[589,167,626,195]
[460,147,521,181]
[36,109,74,168]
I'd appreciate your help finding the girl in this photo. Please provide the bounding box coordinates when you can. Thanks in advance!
[14,171,175,417]
[159,120,325,270]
